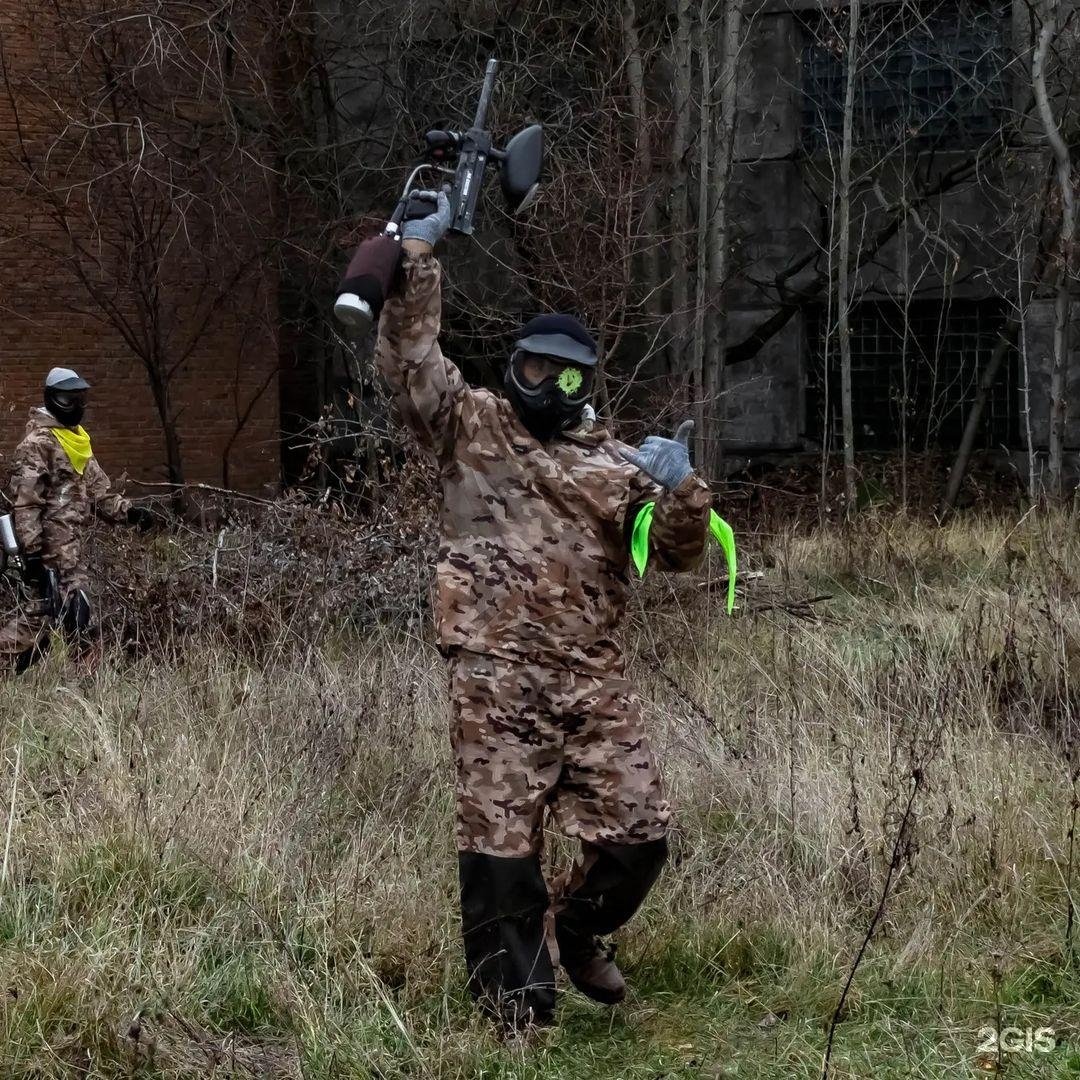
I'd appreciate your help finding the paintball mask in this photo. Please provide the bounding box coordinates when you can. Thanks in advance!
[44,367,90,428]
[505,314,597,442]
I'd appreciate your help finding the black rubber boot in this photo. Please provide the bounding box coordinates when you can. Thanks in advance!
[458,851,557,1031]
[12,639,48,675]
[561,940,626,1004]
[555,837,668,1002]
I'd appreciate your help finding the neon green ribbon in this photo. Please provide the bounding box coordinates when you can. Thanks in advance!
[708,510,737,615]
[630,503,737,614]
[630,502,656,578]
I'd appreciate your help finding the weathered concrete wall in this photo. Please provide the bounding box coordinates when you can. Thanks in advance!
[723,315,804,451]
[721,12,807,451]
[720,1,1075,455]
[305,1,1076,461]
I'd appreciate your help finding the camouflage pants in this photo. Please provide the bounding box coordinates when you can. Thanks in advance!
[0,571,92,669]
[0,582,48,658]
[449,650,671,857]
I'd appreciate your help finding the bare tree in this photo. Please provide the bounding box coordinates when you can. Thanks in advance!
[703,0,744,479]
[691,0,712,468]
[1017,238,1038,501]
[622,0,663,325]
[836,0,861,508]
[941,0,1080,512]
[1033,0,1076,501]
[0,0,279,495]
[940,182,1056,514]
[4,0,1062,505]
[669,0,694,382]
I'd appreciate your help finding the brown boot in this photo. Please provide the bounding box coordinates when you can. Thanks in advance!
[561,939,626,1005]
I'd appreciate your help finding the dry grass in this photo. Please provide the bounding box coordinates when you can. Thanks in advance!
[1,509,1079,1078]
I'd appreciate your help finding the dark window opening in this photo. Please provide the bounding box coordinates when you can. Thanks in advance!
[806,299,1017,451]
[799,1,1009,152]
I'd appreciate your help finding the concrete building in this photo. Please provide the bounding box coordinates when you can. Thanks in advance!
[720,0,1079,462]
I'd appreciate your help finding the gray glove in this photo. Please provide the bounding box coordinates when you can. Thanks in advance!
[619,419,695,490]
[401,189,452,247]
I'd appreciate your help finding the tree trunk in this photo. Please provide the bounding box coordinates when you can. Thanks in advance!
[669,0,693,379]
[899,212,911,509]
[941,34,1072,514]
[692,0,711,471]
[941,330,1020,512]
[704,0,743,480]
[837,0,860,509]
[1033,2,1075,502]
[1018,242,1038,502]
[143,354,186,494]
[622,0,662,324]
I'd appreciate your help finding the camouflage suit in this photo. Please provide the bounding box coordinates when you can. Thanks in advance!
[0,408,129,662]
[376,253,710,1024]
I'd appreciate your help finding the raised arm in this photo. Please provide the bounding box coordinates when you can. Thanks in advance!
[375,248,470,464]
[374,194,473,466]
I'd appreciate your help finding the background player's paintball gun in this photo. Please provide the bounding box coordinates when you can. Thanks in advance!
[0,512,62,621]
[334,57,543,332]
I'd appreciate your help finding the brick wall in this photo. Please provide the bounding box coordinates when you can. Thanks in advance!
[0,7,280,496]
[0,294,280,496]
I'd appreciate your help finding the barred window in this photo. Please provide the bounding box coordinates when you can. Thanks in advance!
[800,1,1009,152]
[806,299,1016,451]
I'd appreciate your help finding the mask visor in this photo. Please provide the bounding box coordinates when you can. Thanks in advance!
[49,390,87,414]
[512,352,593,400]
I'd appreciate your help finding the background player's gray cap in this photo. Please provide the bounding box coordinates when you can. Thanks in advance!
[45,367,91,391]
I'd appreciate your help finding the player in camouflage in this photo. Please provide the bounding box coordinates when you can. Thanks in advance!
[376,192,711,1031]
[1,368,152,673]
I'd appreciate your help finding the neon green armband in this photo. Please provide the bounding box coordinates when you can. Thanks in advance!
[630,503,737,614]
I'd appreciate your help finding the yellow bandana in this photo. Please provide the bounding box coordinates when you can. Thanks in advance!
[51,425,93,475]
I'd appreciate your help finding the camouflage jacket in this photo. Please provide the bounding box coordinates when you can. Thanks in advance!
[376,253,711,674]
[5,408,130,589]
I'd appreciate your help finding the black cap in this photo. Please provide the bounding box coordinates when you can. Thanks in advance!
[514,314,598,367]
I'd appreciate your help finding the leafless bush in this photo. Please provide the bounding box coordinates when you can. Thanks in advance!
[86,451,439,658]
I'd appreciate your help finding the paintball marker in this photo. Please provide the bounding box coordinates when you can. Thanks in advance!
[334,57,543,332]
[0,513,19,574]
[0,512,62,621]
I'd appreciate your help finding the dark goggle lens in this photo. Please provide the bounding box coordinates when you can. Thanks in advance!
[50,391,86,410]
[514,355,559,388]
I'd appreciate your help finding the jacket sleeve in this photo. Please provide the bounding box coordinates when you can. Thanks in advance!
[7,436,50,555]
[630,473,712,573]
[85,459,130,524]
[374,251,471,465]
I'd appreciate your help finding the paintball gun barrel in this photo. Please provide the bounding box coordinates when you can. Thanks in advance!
[334,58,543,332]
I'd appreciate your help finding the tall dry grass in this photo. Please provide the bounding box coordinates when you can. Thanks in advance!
[0,509,1078,1077]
